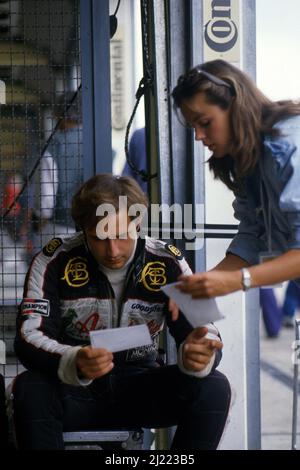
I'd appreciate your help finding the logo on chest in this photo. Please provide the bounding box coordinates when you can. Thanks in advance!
[61,257,89,287]
[140,262,166,291]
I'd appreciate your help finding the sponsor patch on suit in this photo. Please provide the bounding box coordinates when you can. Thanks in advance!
[42,238,63,257]
[22,298,50,317]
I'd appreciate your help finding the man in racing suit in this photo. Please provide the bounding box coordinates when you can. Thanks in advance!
[13,174,231,450]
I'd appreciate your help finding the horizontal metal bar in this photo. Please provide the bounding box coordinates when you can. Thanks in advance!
[205,224,239,230]
[63,431,130,442]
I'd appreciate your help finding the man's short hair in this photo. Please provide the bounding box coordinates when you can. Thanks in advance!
[71,173,148,230]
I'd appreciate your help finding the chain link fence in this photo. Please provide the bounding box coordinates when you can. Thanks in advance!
[0,0,82,384]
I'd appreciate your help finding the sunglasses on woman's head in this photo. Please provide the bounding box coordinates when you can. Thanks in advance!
[179,66,231,90]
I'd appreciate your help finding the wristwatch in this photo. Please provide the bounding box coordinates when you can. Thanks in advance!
[241,268,252,291]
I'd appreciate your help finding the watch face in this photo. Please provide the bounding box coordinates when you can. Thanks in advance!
[242,269,251,290]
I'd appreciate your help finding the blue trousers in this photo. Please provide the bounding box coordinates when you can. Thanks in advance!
[260,288,282,337]
[282,281,300,318]
[13,365,231,450]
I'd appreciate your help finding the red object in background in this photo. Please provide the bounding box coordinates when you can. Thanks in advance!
[1,174,22,217]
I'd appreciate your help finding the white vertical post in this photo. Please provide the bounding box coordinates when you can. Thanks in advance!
[202,0,260,449]
[0,80,6,104]
[0,340,6,364]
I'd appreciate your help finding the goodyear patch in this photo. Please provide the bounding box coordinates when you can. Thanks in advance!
[22,298,50,317]
[165,244,183,260]
[43,238,63,257]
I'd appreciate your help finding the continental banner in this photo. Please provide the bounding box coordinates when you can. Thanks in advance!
[203,0,240,62]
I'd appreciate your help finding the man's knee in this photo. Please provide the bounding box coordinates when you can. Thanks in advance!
[176,369,231,413]
[13,370,61,418]
[195,370,231,412]
[12,371,64,449]
[212,370,231,402]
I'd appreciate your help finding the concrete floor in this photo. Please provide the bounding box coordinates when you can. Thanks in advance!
[260,320,300,450]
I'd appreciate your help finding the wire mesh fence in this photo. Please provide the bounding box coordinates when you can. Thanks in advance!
[0,0,82,384]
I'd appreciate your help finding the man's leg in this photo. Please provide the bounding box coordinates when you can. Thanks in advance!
[13,370,65,449]
[110,365,231,450]
[170,369,231,449]
[0,373,8,449]
[13,370,118,449]
[13,366,230,450]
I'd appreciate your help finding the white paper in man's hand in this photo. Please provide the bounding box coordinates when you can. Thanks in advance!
[89,324,152,353]
[161,282,224,327]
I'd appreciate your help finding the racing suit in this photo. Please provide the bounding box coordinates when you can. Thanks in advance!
[13,233,231,449]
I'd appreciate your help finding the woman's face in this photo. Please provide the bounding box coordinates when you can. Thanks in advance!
[180,92,232,158]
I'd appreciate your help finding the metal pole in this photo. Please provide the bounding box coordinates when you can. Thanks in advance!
[80,0,112,179]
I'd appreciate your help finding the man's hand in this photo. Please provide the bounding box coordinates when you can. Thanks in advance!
[76,346,114,380]
[182,327,223,372]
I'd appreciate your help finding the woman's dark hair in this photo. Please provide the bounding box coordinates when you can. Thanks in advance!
[172,59,300,190]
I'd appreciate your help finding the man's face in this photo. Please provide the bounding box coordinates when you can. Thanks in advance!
[85,210,136,269]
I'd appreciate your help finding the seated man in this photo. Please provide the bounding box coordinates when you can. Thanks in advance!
[0,373,8,449]
[13,174,231,450]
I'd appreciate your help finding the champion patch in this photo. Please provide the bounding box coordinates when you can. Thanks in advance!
[22,298,50,317]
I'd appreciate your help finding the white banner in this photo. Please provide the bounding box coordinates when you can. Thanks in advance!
[203,0,240,62]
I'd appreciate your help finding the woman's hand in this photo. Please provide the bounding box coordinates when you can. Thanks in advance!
[176,270,242,298]
[182,327,223,372]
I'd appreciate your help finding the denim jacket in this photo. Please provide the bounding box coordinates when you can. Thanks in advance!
[227,115,300,266]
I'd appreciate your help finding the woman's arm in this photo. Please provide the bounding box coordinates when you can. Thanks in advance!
[211,253,249,271]
[176,249,300,298]
[247,249,300,288]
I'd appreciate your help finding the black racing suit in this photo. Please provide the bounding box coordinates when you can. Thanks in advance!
[13,233,231,449]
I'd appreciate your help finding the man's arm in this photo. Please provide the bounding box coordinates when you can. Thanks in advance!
[14,249,70,378]
[178,326,223,378]
[15,239,117,386]
[165,250,223,377]
[168,312,223,377]
[76,346,114,380]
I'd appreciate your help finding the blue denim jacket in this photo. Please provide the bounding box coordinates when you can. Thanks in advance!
[227,115,300,266]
